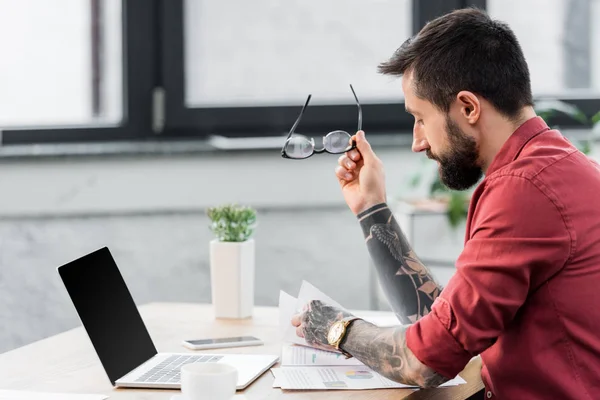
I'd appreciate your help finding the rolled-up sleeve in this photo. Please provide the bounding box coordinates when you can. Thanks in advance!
[406,175,573,379]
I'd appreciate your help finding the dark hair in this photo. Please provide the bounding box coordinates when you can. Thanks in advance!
[378,7,533,120]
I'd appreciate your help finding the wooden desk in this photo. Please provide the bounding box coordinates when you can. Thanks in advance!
[0,303,483,399]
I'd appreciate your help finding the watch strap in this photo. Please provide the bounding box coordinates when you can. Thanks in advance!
[338,317,362,358]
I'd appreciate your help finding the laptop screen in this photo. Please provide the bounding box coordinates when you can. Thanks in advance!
[57,247,157,385]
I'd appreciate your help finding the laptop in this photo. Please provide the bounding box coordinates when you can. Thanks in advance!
[57,246,279,390]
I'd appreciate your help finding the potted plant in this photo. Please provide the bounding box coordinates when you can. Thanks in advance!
[207,203,257,319]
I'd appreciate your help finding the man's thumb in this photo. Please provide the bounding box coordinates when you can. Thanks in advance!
[354,131,376,163]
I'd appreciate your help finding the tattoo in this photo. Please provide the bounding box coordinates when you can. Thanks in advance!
[358,203,442,324]
[340,319,449,388]
[301,300,353,349]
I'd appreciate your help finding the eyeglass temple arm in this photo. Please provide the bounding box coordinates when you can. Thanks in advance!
[349,84,362,132]
[285,94,312,141]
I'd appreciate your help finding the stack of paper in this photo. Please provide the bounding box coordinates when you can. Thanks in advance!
[274,281,467,390]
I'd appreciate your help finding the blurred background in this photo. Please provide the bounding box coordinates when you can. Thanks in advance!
[1,0,599,354]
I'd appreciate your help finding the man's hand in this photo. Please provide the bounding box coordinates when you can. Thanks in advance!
[291,300,354,352]
[291,301,449,388]
[336,131,387,216]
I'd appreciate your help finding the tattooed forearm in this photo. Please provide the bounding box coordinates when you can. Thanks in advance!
[358,203,442,324]
[340,319,448,388]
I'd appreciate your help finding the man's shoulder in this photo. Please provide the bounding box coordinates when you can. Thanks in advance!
[467,170,571,241]
[490,129,580,182]
[476,172,550,209]
[471,161,567,224]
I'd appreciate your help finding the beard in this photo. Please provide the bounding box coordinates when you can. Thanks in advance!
[427,116,483,191]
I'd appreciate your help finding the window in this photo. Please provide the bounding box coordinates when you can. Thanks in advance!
[1,0,154,145]
[183,0,412,107]
[0,0,123,128]
[488,0,600,97]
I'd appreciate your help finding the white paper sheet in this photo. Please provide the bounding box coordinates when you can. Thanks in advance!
[0,390,107,400]
[271,367,466,390]
[271,368,285,388]
[296,280,346,310]
[271,366,416,390]
[281,343,363,366]
[278,290,302,344]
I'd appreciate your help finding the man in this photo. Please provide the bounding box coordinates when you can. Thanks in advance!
[291,7,600,399]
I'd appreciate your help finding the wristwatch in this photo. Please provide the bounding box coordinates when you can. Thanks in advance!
[327,316,362,358]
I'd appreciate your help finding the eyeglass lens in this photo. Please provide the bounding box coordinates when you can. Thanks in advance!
[284,136,314,159]
[323,130,353,153]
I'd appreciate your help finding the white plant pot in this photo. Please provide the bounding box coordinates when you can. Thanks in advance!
[209,238,255,319]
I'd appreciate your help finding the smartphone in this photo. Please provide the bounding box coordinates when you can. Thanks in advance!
[182,336,263,350]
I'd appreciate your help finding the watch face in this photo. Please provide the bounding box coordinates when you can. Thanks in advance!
[327,321,344,344]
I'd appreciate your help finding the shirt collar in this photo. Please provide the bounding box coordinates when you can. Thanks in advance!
[486,116,550,176]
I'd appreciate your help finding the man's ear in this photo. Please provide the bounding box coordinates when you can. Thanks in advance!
[456,91,480,124]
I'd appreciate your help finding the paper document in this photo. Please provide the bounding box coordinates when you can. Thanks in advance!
[0,390,108,400]
[271,367,466,390]
[296,280,346,310]
[276,281,468,391]
[270,366,407,390]
[271,368,285,388]
[281,343,363,366]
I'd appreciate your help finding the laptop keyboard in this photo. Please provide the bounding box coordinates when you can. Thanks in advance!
[135,354,224,384]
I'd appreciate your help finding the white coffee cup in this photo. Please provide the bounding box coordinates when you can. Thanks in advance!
[180,363,238,400]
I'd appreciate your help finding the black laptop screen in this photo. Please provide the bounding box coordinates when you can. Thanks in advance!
[58,247,157,385]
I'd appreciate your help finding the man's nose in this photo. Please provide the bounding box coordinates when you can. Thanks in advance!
[412,137,429,153]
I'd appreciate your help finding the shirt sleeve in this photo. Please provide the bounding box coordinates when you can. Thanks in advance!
[405,175,573,379]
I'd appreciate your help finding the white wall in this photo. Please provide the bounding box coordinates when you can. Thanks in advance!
[488,0,564,95]
[593,0,600,90]
[0,144,429,218]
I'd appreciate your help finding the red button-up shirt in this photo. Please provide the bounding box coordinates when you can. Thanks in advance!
[406,117,600,399]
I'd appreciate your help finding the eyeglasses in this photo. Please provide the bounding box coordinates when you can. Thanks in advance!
[281,84,362,160]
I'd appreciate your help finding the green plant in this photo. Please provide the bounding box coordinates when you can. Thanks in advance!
[409,160,472,229]
[431,176,470,228]
[207,203,257,242]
